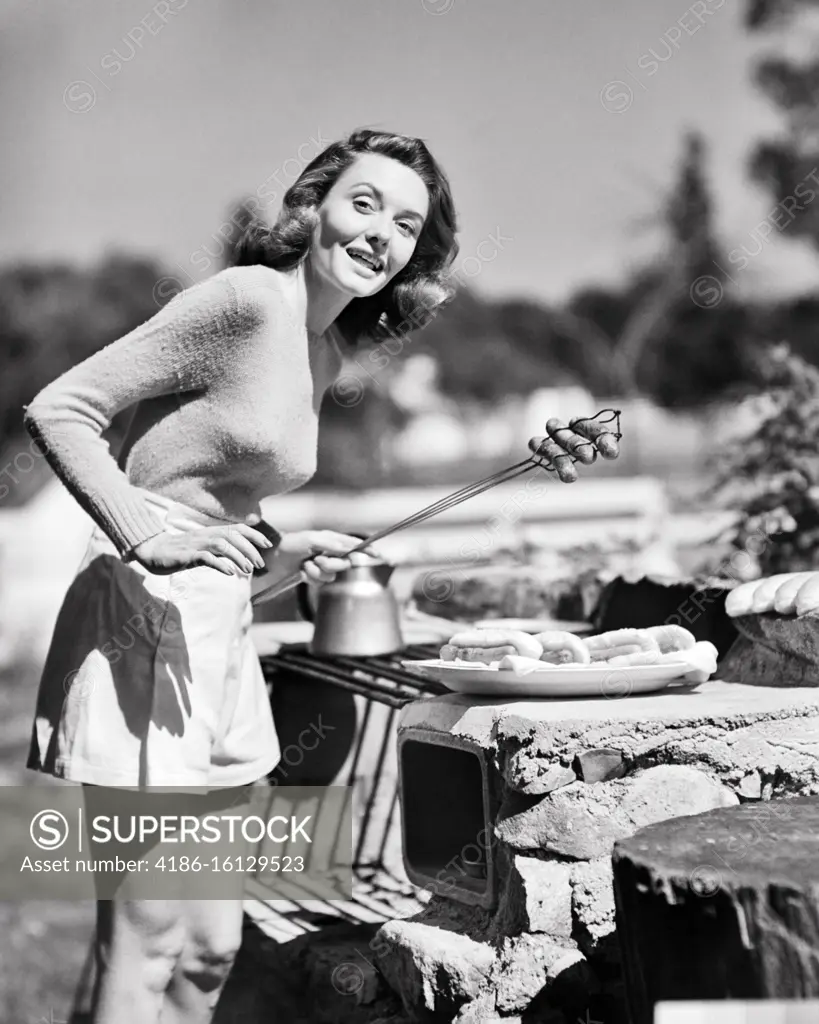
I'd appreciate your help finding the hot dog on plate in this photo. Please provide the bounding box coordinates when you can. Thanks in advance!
[583,629,660,662]
[606,641,718,681]
[440,628,543,664]
[641,624,696,653]
[534,630,591,665]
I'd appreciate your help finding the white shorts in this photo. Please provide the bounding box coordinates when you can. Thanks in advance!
[26,490,281,788]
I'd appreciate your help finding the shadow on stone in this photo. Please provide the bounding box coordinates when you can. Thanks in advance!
[212,915,407,1024]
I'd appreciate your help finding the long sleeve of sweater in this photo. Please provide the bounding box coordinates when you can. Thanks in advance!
[22,273,262,558]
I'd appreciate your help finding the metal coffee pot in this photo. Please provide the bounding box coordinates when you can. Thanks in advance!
[296,559,404,657]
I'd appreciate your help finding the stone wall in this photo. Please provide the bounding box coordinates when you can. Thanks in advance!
[375,682,819,1022]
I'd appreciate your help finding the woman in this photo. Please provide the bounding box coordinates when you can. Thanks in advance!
[23,126,614,1024]
[22,126,459,1024]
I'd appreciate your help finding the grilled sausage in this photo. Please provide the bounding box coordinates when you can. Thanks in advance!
[568,416,620,459]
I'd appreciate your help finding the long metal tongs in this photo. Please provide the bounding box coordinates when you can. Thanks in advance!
[250,408,622,606]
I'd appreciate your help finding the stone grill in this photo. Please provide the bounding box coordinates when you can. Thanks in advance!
[382,679,819,1022]
[237,630,819,1020]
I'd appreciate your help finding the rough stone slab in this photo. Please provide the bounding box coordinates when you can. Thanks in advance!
[493,933,584,1013]
[734,611,819,665]
[619,764,738,829]
[400,681,819,754]
[375,918,496,1019]
[495,766,737,859]
[397,682,819,796]
[398,698,508,750]
[496,782,624,859]
[511,762,577,796]
[414,894,494,942]
[570,858,617,960]
[491,855,573,939]
[450,990,498,1023]
[718,634,819,687]
[737,770,763,799]
[574,748,626,783]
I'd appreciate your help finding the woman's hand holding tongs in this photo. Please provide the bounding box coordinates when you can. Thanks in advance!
[130,522,387,583]
[262,529,389,585]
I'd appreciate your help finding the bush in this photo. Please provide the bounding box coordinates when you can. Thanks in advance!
[703,344,819,577]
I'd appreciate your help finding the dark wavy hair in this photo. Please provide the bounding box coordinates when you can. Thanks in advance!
[233,128,459,348]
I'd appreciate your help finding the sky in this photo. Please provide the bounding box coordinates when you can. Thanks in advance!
[2,0,818,304]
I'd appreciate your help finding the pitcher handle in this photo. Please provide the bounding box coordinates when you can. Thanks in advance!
[296,580,315,622]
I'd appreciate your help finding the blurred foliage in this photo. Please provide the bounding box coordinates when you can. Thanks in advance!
[409,131,768,410]
[746,0,819,251]
[0,253,167,446]
[5,111,819,498]
[702,344,819,576]
[746,0,819,31]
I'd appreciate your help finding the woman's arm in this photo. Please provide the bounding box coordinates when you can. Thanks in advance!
[23,272,259,559]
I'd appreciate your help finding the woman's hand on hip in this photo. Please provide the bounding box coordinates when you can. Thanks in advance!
[128,523,275,576]
[276,530,388,584]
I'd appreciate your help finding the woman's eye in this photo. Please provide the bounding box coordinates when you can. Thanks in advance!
[398,222,417,236]
[353,198,374,211]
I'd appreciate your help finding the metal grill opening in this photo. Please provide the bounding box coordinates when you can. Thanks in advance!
[399,732,493,907]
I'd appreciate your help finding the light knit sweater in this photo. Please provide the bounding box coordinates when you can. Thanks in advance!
[23,265,345,558]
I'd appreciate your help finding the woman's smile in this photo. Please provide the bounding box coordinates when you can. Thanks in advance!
[345,245,386,276]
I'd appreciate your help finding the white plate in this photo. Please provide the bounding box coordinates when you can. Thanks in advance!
[401,658,695,697]
[473,617,593,635]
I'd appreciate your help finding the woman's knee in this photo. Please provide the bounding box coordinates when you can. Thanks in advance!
[110,899,188,992]
[177,908,243,992]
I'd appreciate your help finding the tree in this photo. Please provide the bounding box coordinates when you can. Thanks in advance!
[746,0,819,252]
[549,131,753,406]
[408,286,577,401]
[0,254,176,505]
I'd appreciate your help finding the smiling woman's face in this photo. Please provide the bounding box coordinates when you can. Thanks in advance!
[308,152,430,298]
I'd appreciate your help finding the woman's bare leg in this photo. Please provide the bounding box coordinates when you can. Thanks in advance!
[160,898,244,1023]
[84,782,252,1023]
[91,897,187,1024]
[83,783,187,1024]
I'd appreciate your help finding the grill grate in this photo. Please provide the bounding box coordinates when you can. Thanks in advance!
[260,641,448,708]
